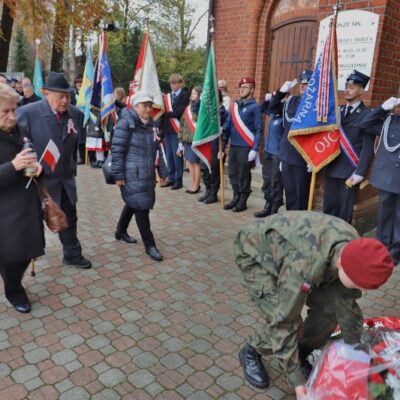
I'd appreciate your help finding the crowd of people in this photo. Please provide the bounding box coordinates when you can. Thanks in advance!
[1,66,400,398]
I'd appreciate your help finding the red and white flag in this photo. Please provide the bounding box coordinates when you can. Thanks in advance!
[41,139,60,172]
[127,32,164,119]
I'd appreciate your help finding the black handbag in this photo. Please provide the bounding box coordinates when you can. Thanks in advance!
[102,153,116,184]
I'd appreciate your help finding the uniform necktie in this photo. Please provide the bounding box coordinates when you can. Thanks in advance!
[345,106,353,117]
[171,93,176,103]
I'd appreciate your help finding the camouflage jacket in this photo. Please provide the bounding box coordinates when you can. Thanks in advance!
[234,211,364,387]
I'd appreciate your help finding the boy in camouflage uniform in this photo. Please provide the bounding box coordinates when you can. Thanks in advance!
[234,211,394,398]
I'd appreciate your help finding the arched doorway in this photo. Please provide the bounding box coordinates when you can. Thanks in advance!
[267,0,318,92]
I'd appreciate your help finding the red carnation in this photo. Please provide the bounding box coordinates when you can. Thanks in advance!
[369,372,384,384]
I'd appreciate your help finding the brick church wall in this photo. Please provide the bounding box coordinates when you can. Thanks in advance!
[212,0,400,233]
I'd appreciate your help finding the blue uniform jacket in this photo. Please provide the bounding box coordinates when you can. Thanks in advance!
[222,98,263,151]
[262,100,284,156]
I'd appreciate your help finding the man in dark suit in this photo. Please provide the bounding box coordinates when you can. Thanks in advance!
[359,96,400,265]
[269,70,313,210]
[160,74,189,190]
[323,70,374,223]
[17,72,91,269]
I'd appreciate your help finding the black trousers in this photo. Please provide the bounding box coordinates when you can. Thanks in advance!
[201,149,224,193]
[261,152,283,205]
[228,146,252,194]
[0,259,30,305]
[59,187,82,260]
[377,190,400,262]
[116,205,155,248]
[323,175,358,223]
[281,161,311,210]
[78,143,86,163]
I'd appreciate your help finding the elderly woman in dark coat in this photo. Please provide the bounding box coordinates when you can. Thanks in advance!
[112,91,163,261]
[0,83,45,313]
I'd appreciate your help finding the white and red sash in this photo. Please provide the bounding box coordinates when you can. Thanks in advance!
[338,110,359,168]
[231,102,254,147]
[164,93,180,134]
[184,105,196,134]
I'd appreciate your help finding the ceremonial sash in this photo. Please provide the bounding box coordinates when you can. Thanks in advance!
[184,105,196,134]
[231,102,254,147]
[338,111,359,168]
[164,94,180,134]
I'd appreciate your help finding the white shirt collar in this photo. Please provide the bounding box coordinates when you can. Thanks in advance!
[345,101,361,113]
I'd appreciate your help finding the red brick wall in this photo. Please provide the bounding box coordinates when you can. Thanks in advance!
[213,0,400,233]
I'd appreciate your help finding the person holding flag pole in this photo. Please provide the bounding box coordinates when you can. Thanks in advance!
[192,15,225,207]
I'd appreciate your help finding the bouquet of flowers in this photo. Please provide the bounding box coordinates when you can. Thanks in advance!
[307,317,400,400]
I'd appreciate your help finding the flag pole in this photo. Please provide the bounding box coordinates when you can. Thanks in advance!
[307,2,340,211]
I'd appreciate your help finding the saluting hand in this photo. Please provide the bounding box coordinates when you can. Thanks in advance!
[382,97,400,111]
[280,79,298,94]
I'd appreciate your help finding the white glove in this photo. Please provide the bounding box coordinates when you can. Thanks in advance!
[178,142,184,152]
[265,93,272,102]
[279,161,282,172]
[280,79,297,93]
[217,151,223,160]
[382,97,400,111]
[349,173,363,185]
[307,164,313,173]
[248,149,257,162]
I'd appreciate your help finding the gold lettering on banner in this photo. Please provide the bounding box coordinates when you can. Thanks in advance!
[314,131,339,153]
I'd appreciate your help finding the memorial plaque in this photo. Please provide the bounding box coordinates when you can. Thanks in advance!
[316,10,379,91]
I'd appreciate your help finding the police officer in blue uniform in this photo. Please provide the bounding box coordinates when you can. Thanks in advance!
[323,70,374,223]
[222,77,263,212]
[269,70,313,210]
[254,92,284,218]
[359,96,400,265]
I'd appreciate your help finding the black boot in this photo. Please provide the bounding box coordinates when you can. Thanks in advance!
[239,343,270,389]
[224,192,239,210]
[198,189,210,202]
[171,179,183,190]
[270,201,282,215]
[254,202,272,218]
[233,193,249,212]
[203,190,218,204]
[298,345,314,380]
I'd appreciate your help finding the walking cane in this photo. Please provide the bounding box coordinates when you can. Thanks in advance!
[30,258,36,277]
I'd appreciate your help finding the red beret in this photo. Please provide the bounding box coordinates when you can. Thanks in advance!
[341,238,394,289]
[239,77,255,87]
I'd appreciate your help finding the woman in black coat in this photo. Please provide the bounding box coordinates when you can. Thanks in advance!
[0,83,45,313]
[112,91,163,261]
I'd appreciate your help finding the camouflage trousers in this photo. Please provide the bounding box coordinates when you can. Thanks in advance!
[235,229,362,355]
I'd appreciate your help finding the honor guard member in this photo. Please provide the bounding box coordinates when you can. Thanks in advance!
[235,211,394,397]
[269,70,313,210]
[323,70,374,223]
[160,74,190,190]
[254,92,284,218]
[359,96,400,265]
[222,77,263,212]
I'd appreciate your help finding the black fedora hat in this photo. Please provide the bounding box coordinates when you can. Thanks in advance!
[43,72,75,93]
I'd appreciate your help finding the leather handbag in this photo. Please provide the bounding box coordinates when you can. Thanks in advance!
[102,153,116,184]
[35,179,69,233]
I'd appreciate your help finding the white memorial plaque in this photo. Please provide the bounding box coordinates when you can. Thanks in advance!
[316,10,379,91]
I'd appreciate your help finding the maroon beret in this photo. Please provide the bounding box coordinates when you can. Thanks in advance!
[341,238,394,289]
[239,77,255,87]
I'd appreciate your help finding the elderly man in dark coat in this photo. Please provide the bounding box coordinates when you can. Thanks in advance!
[0,83,45,313]
[112,91,163,261]
[16,72,91,269]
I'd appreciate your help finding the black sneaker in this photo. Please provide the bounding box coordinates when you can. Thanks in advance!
[63,256,92,269]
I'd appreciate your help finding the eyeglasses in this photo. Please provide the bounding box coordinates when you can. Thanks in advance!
[240,85,252,90]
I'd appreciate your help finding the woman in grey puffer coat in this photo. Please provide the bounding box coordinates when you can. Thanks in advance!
[111,91,163,261]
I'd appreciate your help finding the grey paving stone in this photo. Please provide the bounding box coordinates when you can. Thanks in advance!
[0,363,11,379]
[24,376,44,391]
[117,322,140,336]
[160,353,186,369]
[11,365,40,383]
[177,383,196,397]
[20,318,43,331]
[93,321,115,334]
[24,347,50,363]
[266,386,287,400]
[190,338,213,353]
[64,360,83,372]
[187,392,213,400]
[128,370,155,388]
[61,334,85,348]
[121,310,143,322]
[93,362,112,374]
[98,368,126,387]
[145,381,164,397]
[52,349,78,365]
[177,364,195,377]
[30,306,53,318]
[133,352,157,369]
[216,373,243,391]
[92,389,121,400]
[87,335,111,350]
[163,337,185,352]
[60,387,90,400]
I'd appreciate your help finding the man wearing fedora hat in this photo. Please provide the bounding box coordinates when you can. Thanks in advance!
[17,72,92,269]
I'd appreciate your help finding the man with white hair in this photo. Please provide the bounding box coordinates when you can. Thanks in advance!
[21,77,41,106]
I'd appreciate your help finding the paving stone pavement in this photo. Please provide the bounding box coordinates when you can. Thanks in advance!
[1,166,399,400]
